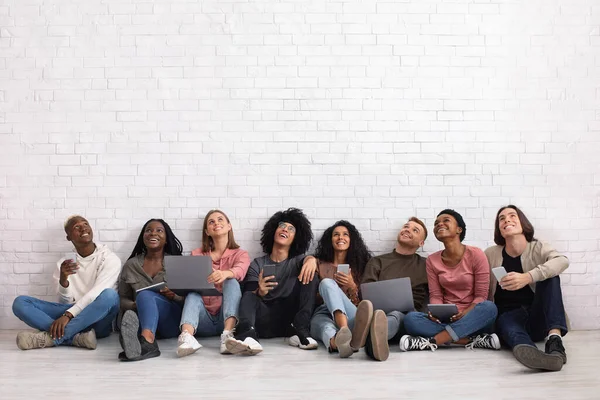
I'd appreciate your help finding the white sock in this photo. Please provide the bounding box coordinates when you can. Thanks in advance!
[546,333,561,341]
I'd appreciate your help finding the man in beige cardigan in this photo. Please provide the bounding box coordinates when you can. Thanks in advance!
[485,205,568,372]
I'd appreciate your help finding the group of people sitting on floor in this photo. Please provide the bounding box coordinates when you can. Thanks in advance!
[12,204,569,372]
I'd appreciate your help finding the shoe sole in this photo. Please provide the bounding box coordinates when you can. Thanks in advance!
[335,326,353,358]
[177,345,201,358]
[225,339,263,356]
[369,310,389,361]
[513,345,563,371]
[288,338,318,350]
[350,300,373,350]
[120,311,141,360]
[121,348,161,362]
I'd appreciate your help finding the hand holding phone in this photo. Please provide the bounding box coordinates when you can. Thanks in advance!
[336,264,350,275]
[492,266,508,288]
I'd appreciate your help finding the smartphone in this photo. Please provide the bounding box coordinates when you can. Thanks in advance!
[262,264,277,282]
[337,264,350,275]
[492,266,508,282]
[428,304,459,323]
[64,252,79,268]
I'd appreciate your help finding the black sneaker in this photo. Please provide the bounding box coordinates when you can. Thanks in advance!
[121,336,161,362]
[545,335,567,364]
[513,344,563,371]
[286,325,318,350]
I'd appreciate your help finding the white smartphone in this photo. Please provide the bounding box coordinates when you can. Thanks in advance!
[337,264,350,275]
[65,252,78,265]
[492,266,508,282]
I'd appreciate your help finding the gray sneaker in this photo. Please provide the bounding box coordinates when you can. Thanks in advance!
[16,330,55,350]
[72,329,97,350]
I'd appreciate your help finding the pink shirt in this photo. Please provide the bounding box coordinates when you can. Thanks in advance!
[191,247,250,316]
[426,245,490,312]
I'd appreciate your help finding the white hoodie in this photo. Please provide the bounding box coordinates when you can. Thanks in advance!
[53,243,122,317]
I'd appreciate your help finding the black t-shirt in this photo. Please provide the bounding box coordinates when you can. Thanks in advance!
[494,248,535,314]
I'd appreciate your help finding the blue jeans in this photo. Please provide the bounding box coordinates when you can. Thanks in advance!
[310,279,405,349]
[404,300,498,342]
[136,290,182,339]
[179,279,242,336]
[12,288,119,346]
[496,276,568,349]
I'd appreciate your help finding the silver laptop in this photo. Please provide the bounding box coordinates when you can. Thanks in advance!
[360,277,414,314]
[164,255,220,296]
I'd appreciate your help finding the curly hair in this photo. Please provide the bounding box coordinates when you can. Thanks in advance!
[261,208,313,257]
[128,219,183,259]
[314,220,372,283]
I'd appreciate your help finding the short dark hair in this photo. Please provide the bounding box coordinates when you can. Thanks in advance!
[408,216,428,240]
[436,209,466,242]
[128,219,183,259]
[494,205,535,246]
[261,208,312,258]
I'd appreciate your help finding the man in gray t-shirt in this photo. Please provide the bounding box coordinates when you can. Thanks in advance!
[224,208,319,356]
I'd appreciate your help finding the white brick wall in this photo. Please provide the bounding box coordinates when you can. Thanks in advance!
[1,0,599,330]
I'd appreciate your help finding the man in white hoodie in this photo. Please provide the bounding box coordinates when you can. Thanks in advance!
[12,215,122,350]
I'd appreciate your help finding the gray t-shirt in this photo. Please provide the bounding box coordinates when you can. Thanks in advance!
[245,254,305,302]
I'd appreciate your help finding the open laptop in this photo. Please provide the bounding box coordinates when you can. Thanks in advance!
[164,255,220,296]
[360,277,414,314]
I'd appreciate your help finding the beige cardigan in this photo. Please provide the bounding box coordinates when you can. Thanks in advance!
[484,240,569,300]
[485,240,570,329]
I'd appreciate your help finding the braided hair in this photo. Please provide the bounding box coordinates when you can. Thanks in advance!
[128,218,183,259]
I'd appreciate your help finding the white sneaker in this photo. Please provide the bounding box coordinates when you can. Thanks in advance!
[176,331,202,358]
[225,336,263,356]
[220,330,234,354]
[287,335,318,350]
[399,335,438,352]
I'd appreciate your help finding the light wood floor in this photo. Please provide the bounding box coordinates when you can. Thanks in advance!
[1,330,599,400]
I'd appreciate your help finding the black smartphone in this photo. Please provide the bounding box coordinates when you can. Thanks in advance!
[262,264,277,282]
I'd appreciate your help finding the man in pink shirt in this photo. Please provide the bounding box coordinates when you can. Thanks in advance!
[399,209,500,352]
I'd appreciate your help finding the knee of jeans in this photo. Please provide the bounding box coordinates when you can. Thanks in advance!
[135,289,158,304]
[318,278,337,295]
[97,288,119,306]
[478,301,498,318]
[12,295,29,316]
[185,291,203,305]
[402,312,421,329]
[536,275,561,291]
[223,278,241,291]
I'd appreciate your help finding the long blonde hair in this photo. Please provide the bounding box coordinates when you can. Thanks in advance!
[201,209,240,252]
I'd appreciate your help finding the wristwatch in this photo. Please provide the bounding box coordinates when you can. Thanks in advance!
[62,312,73,320]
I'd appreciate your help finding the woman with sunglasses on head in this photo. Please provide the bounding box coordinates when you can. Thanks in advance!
[176,209,250,357]
[400,209,500,352]
[118,219,183,361]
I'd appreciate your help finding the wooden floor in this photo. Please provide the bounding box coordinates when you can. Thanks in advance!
[1,330,599,400]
